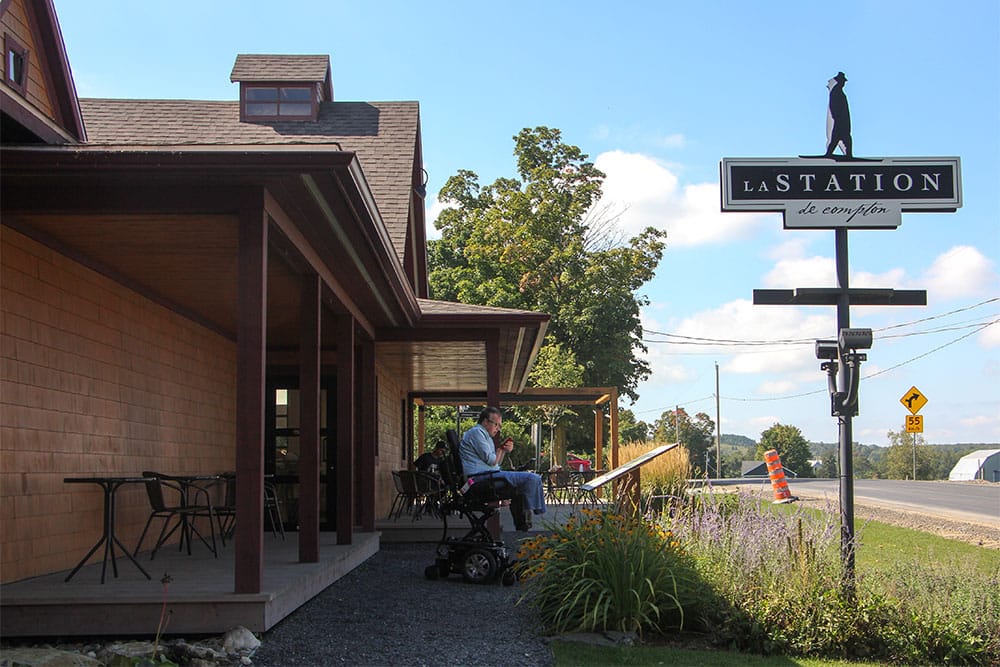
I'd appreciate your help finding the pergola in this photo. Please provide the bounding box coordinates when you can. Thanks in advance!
[411,386,621,470]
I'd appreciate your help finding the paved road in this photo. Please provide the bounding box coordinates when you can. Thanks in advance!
[720,477,999,526]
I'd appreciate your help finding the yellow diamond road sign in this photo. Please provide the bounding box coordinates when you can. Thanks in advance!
[900,386,927,415]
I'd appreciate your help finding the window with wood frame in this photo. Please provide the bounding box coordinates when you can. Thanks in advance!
[4,34,28,96]
[241,84,317,121]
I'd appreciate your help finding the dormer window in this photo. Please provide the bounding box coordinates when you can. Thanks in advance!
[4,34,29,96]
[231,54,333,123]
[243,84,317,120]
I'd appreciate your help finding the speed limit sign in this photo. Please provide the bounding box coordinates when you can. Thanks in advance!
[905,415,924,433]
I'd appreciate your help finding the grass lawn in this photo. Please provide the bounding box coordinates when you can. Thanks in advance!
[548,512,998,666]
[855,518,999,576]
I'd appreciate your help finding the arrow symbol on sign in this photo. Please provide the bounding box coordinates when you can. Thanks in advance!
[905,392,920,408]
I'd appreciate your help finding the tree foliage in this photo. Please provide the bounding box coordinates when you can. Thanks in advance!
[520,342,585,466]
[428,126,666,401]
[756,423,814,478]
[616,408,649,445]
[652,407,715,474]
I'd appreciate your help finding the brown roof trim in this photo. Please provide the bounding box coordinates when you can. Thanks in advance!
[0,144,355,174]
[411,387,616,406]
[30,0,85,141]
[0,88,76,143]
[415,297,550,325]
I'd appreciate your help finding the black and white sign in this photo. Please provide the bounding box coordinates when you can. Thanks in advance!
[720,157,961,229]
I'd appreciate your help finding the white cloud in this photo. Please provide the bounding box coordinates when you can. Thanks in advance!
[424,196,452,241]
[762,255,834,287]
[852,267,908,288]
[762,249,909,289]
[747,415,782,433]
[766,237,813,262]
[668,299,833,375]
[980,321,1000,348]
[593,150,776,246]
[757,379,797,394]
[923,245,998,299]
[959,413,1000,429]
[658,133,687,149]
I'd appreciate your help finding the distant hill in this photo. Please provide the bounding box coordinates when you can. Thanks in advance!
[722,433,756,448]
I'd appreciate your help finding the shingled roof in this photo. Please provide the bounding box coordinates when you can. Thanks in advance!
[78,98,419,265]
[230,54,331,83]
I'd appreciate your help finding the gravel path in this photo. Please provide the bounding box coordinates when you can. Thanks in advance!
[251,540,555,667]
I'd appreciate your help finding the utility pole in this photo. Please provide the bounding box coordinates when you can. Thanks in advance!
[715,362,722,478]
[675,405,680,443]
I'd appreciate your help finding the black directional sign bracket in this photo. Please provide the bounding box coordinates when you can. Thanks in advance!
[753,287,927,306]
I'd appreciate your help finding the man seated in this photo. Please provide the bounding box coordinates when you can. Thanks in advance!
[414,442,448,477]
[459,407,546,531]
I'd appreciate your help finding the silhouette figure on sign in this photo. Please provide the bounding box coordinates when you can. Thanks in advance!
[905,392,920,408]
[825,72,853,158]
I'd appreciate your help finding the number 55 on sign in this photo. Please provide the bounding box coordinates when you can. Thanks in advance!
[905,415,924,433]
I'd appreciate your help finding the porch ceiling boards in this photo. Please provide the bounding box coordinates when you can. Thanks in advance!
[2,147,551,395]
[0,146,416,347]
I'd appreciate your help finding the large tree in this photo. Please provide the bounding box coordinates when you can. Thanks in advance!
[884,429,933,480]
[756,423,814,478]
[428,127,666,401]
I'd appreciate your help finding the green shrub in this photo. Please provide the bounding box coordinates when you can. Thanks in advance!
[518,507,701,635]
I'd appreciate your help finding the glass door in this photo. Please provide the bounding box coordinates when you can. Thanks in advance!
[265,374,336,530]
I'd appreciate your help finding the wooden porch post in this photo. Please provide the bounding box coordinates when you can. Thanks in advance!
[594,407,604,470]
[417,405,426,456]
[486,330,500,408]
[298,274,321,562]
[335,314,355,545]
[235,200,267,594]
[357,338,376,531]
[485,329,501,539]
[610,387,620,469]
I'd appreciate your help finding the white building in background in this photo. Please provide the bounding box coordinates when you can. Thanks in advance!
[948,449,1000,482]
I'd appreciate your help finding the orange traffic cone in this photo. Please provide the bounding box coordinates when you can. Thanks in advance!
[763,449,797,504]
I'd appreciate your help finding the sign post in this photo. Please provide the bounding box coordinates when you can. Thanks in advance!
[720,73,961,594]
[900,387,928,479]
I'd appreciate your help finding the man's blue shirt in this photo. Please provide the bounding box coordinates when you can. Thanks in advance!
[459,424,498,476]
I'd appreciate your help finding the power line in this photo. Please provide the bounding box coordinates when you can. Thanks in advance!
[635,316,997,413]
[863,318,997,380]
[641,296,999,347]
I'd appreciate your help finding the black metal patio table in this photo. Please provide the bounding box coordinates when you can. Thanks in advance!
[63,476,152,583]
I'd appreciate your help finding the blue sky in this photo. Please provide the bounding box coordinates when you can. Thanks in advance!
[54,1,999,445]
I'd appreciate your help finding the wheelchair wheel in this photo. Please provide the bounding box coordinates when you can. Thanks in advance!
[437,560,451,578]
[424,565,439,580]
[462,548,498,584]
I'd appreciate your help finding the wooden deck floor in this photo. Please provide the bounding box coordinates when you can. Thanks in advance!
[0,530,379,638]
[0,502,583,639]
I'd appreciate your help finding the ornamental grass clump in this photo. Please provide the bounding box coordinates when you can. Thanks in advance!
[617,441,690,500]
[517,507,700,636]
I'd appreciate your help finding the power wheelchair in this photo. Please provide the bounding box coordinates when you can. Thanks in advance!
[423,429,522,585]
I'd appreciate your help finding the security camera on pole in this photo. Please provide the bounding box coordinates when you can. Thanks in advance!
[720,72,962,595]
